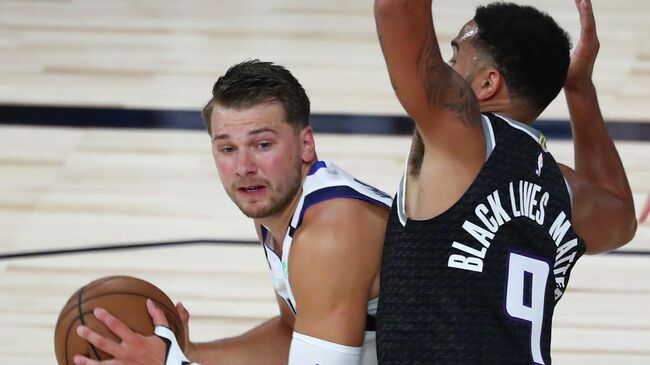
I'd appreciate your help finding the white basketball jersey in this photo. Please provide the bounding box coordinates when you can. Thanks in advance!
[260,160,392,365]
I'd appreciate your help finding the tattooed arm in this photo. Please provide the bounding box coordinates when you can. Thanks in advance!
[374,0,482,150]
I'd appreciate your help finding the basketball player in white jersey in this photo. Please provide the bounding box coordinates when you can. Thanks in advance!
[73,60,391,365]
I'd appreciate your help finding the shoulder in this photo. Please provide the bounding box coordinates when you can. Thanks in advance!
[291,198,388,261]
[298,198,388,238]
[287,198,387,311]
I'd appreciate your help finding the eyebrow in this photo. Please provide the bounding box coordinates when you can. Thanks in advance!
[212,127,278,143]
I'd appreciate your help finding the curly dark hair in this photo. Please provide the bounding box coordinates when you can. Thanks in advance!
[202,60,310,135]
[473,3,571,116]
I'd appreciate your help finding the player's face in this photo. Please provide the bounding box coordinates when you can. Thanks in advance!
[210,101,307,219]
[448,20,488,91]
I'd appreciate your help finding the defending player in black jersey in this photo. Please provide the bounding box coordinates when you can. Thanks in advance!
[374,0,637,364]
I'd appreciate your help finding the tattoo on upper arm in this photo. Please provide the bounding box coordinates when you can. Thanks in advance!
[424,53,480,126]
[379,23,479,126]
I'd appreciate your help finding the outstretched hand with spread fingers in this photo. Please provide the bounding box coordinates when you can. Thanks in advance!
[73,299,168,365]
[565,0,600,91]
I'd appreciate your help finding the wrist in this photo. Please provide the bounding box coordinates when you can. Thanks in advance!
[564,79,595,95]
[185,341,227,365]
[184,341,199,361]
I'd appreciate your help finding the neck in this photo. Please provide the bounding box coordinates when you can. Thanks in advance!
[479,87,536,124]
[479,99,533,125]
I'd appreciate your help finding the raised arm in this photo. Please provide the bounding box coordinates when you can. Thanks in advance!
[287,198,387,364]
[560,0,636,253]
[374,0,481,145]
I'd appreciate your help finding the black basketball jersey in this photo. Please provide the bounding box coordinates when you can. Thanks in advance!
[377,113,586,365]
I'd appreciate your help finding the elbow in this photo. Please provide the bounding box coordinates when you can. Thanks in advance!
[585,211,638,255]
[616,203,639,248]
[619,213,638,247]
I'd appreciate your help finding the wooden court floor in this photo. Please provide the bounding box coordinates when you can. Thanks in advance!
[1,1,649,364]
[1,128,649,365]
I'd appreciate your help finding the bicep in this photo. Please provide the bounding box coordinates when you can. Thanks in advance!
[560,164,637,253]
[288,202,385,346]
[289,250,371,347]
[374,0,481,146]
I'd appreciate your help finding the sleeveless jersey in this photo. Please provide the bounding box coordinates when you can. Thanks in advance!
[260,160,393,365]
[377,114,586,365]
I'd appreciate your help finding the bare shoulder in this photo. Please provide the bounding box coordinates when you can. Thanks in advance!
[296,198,388,241]
[291,198,389,260]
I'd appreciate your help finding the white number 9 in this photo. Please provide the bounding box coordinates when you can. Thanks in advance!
[505,252,550,365]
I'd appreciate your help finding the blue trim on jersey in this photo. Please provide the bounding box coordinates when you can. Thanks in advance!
[260,226,268,242]
[308,161,327,176]
[296,186,391,229]
[259,226,274,270]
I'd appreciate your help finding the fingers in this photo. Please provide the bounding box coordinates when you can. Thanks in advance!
[93,307,137,341]
[568,0,599,76]
[76,323,121,359]
[146,299,169,327]
[577,0,597,38]
[75,303,169,365]
[72,354,101,365]
[176,302,191,348]
[72,354,119,365]
[176,302,190,325]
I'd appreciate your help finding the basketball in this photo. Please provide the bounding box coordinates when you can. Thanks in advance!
[54,275,185,365]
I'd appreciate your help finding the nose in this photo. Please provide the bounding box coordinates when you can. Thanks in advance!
[235,150,257,177]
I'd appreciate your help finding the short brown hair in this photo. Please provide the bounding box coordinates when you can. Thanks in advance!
[202,60,310,135]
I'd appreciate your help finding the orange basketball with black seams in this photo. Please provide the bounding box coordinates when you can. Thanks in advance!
[54,275,185,365]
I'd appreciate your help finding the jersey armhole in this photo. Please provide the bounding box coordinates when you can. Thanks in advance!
[563,176,574,208]
[481,114,496,160]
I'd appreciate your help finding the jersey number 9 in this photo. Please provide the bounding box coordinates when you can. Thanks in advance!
[505,252,551,365]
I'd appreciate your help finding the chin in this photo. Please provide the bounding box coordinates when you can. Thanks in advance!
[241,200,290,219]
[239,203,272,219]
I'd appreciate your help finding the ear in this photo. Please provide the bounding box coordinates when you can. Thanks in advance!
[299,126,316,163]
[473,68,503,102]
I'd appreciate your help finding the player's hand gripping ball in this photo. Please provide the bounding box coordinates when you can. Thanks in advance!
[54,275,185,365]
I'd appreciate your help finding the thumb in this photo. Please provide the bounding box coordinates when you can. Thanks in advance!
[176,302,192,349]
[177,302,190,328]
[146,299,169,327]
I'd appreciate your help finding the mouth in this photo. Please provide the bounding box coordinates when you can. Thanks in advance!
[238,185,266,194]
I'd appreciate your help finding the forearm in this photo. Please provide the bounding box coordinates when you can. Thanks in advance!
[564,84,637,249]
[190,316,292,365]
[565,83,633,205]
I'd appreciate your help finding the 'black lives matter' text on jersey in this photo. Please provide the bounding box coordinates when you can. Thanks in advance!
[377,113,585,365]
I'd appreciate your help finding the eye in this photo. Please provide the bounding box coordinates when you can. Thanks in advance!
[218,145,235,154]
[257,141,272,150]
[448,58,456,66]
